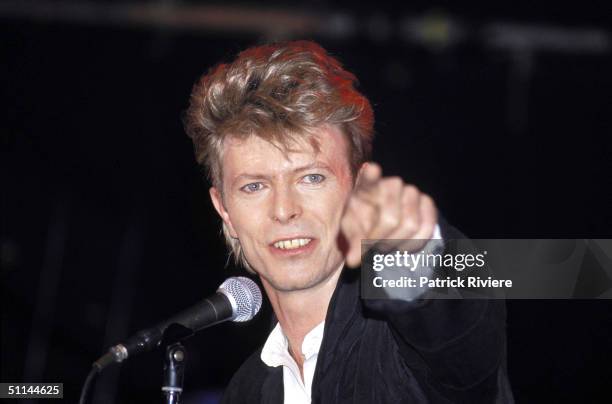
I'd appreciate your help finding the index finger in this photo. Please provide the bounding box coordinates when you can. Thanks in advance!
[355,162,382,194]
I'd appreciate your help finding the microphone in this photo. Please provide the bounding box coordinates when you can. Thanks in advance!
[92,276,262,371]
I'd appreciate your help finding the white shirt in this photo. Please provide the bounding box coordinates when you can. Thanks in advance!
[260,224,443,403]
[260,321,325,404]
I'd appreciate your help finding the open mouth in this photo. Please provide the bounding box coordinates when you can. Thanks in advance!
[272,238,313,250]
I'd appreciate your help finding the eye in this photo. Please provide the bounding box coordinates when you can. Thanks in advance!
[241,182,264,193]
[302,174,325,184]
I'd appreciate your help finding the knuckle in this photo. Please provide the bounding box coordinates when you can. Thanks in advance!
[381,211,400,229]
[385,177,404,193]
[421,194,437,216]
[403,184,420,197]
[421,193,437,210]
[402,216,419,234]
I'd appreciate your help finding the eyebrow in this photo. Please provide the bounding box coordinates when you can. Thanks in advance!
[232,162,333,184]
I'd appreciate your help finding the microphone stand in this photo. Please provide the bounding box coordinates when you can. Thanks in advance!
[162,342,186,404]
[159,322,193,404]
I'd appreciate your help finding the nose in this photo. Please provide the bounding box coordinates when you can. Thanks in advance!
[269,184,302,223]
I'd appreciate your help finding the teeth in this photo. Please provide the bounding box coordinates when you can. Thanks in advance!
[273,238,312,250]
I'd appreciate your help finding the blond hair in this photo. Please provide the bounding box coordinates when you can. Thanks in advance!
[184,40,374,270]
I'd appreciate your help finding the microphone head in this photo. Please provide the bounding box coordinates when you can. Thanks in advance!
[218,276,262,322]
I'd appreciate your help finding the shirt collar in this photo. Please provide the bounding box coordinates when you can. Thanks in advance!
[261,321,325,367]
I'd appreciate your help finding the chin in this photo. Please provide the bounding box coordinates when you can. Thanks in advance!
[251,251,343,293]
[261,269,325,293]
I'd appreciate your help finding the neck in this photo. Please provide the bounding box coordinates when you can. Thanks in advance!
[262,263,344,373]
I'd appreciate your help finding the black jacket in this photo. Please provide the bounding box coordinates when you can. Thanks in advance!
[222,223,514,403]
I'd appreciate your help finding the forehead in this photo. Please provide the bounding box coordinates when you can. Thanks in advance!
[220,126,351,179]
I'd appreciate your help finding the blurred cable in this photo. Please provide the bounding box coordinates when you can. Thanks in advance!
[23,196,69,403]
[0,1,609,54]
[91,210,145,404]
[484,23,611,53]
[0,0,324,40]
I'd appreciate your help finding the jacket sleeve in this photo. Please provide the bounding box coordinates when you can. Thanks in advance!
[362,216,510,402]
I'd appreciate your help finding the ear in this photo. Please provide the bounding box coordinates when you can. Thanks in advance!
[209,187,238,238]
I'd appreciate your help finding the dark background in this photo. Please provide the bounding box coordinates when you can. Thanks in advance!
[2,1,611,403]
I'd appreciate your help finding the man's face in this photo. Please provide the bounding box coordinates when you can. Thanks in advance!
[210,125,354,293]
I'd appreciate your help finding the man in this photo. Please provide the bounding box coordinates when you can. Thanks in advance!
[184,40,512,403]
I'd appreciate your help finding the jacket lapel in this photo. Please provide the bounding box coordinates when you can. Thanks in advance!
[260,365,284,404]
[311,269,363,401]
